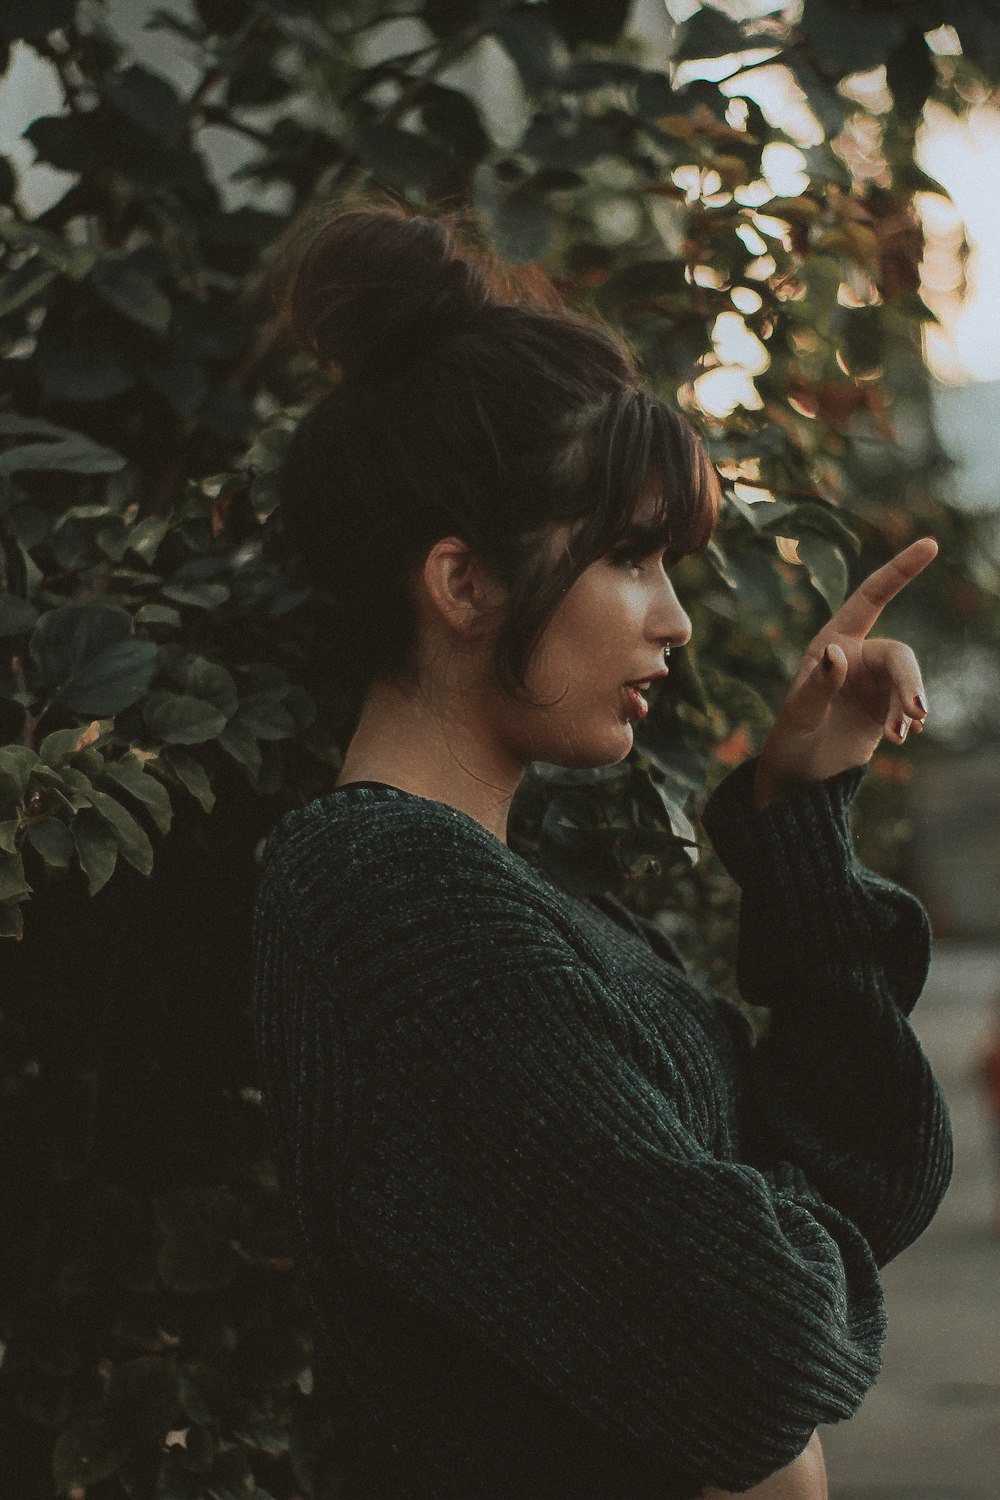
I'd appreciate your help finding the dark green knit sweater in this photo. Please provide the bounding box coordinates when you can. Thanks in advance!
[252,756,952,1499]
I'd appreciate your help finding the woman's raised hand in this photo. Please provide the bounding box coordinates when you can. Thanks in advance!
[753,537,938,811]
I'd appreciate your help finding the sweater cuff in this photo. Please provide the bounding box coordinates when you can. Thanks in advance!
[701,755,868,895]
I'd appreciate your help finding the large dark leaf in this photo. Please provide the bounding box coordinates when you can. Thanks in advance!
[521,114,617,170]
[142,356,208,418]
[27,816,75,869]
[494,6,566,91]
[0,0,74,41]
[677,7,747,61]
[953,1,1000,75]
[800,0,906,78]
[796,533,850,612]
[143,693,228,745]
[353,122,453,193]
[102,756,173,835]
[30,604,158,715]
[0,258,59,318]
[548,0,631,47]
[72,809,119,895]
[103,64,185,140]
[0,423,127,474]
[420,86,491,166]
[88,257,172,335]
[24,114,102,174]
[34,338,136,402]
[474,169,556,263]
[886,29,936,124]
[0,593,38,636]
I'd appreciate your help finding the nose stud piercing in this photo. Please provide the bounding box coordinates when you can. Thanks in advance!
[663,645,672,662]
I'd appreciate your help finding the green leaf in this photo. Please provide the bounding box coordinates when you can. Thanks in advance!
[473,170,556,264]
[678,7,748,61]
[218,717,262,775]
[0,819,17,854]
[594,258,688,311]
[0,432,127,475]
[52,1417,121,1490]
[88,257,172,336]
[885,29,935,125]
[233,1408,290,1458]
[0,901,24,938]
[795,533,849,613]
[0,221,95,278]
[51,764,96,813]
[354,122,453,194]
[34,338,136,402]
[547,0,630,47]
[127,515,171,562]
[0,593,38,636]
[0,0,75,42]
[0,744,41,803]
[72,810,119,895]
[40,725,108,767]
[143,355,208,419]
[0,259,59,317]
[800,0,905,77]
[757,499,861,555]
[160,581,231,609]
[27,816,75,869]
[102,757,173,835]
[0,850,29,901]
[5,503,50,548]
[786,55,847,139]
[30,604,158,715]
[103,65,185,139]
[176,657,238,717]
[494,5,563,91]
[135,603,181,629]
[230,696,295,742]
[86,787,155,876]
[143,692,228,745]
[164,751,215,812]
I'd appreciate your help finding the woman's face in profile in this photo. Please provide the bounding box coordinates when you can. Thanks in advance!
[488,495,693,773]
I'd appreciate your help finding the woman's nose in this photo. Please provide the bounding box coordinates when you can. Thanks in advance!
[653,579,692,650]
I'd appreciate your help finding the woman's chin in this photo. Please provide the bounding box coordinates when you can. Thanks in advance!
[554,727,635,770]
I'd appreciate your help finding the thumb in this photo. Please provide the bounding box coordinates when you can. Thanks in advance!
[791,643,848,731]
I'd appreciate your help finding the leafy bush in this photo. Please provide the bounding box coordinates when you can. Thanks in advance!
[2,1,998,1493]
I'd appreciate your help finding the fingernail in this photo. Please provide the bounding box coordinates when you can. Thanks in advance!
[822,646,833,672]
[896,719,908,742]
[914,692,928,714]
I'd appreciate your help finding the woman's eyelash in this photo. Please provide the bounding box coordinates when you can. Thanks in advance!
[610,545,669,571]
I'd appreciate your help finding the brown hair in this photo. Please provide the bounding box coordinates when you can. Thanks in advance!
[276,200,719,703]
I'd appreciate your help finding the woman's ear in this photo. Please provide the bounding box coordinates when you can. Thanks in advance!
[418,537,507,639]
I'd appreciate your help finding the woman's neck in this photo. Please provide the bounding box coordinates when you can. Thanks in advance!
[335,675,521,845]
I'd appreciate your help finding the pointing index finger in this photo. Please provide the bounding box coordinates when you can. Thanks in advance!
[830,537,938,640]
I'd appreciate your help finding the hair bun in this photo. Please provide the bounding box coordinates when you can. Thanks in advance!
[285,206,499,383]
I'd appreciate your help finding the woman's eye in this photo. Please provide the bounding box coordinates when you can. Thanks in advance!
[610,548,645,571]
[610,547,667,574]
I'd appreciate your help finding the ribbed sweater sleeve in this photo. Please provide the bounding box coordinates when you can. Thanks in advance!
[344,953,883,1495]
[701,756,953,1267]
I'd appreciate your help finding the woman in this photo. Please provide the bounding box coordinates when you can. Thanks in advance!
[253,203,952,1499]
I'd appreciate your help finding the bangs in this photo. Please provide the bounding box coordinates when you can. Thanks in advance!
[493,385,722,703]
[566,388,720,573]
